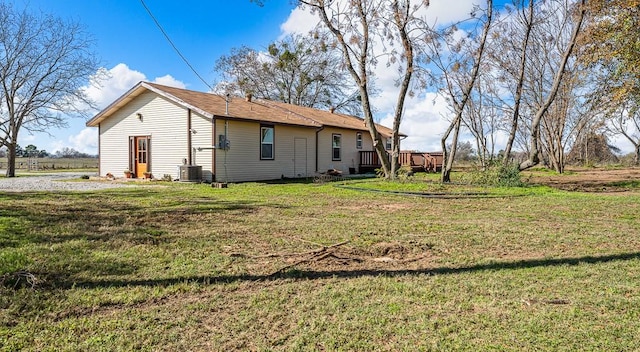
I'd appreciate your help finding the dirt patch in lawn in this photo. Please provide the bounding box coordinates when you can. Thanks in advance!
[528,167,640,192]
[231,240,436,276]
[342,203,414,211]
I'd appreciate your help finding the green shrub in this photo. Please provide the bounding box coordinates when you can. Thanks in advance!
[463,162,525,187]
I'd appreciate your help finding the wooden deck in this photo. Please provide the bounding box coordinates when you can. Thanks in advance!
[358,151,443,173]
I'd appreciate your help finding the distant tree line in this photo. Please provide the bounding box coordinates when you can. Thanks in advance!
[0,144,96,159]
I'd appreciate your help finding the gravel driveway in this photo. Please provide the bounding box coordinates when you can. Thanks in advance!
[0,171,134,192]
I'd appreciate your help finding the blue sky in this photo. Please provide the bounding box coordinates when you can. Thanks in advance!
[21,0,295,91]
[16,0,298,154]
[16,0,505,155]
[18,1,628,156]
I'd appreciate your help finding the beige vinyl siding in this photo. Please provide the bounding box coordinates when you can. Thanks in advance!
[99,91,192,180]
[214,119,316,182]
[318,127,373,173]
[190,112,214,182]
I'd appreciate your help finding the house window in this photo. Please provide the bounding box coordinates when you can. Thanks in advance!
[332,133,341,161]
[356,132,363,149]
[261,125,274,160]
[385,138,392,150]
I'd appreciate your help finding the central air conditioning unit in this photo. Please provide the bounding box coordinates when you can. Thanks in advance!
[179,165,202,182]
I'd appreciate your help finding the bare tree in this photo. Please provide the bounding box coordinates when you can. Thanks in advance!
[0,4,99,177]
[464,75,501,168]
[484,0,536,165]
[517,0,586,171]
[520,0,591,173]
[607,102,640,165]
[428,0,493,182]
[214,34,362,115]
[483,0,586,171]
[297,0,428,179]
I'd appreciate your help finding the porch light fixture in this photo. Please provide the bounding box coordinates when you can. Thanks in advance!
[137,113,143,121]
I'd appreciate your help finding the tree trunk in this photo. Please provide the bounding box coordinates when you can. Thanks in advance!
[503,0,534,164]
[6,143,17,177]
[635,144,640,166]
[374,136,391,177]
[439,0,493,182]
[519,0,586,171]
[441,117,461,183]
[390,139,400,179]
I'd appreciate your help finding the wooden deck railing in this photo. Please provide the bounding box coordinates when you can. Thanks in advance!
[359,150,383,168]
[358,151,443,173]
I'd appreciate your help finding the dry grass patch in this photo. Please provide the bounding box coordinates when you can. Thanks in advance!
[1,171,640,350]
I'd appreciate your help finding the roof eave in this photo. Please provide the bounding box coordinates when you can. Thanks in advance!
[86,82,148,127]
[86,81,214,127]
[212,114,321,128]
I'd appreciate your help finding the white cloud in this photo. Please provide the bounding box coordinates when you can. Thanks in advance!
[46,64,188,156]
[18,134,37,144]
[84,63,146,110]
[153,74,187,89]
[50,128,98,155]
[379,93,453,152]
[423,0,478,25]
[279,2,479,153]
[69,128,99,154]
[84,63,187,111]
[280,7,319,36]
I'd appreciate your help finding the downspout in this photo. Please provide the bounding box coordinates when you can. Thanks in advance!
[187,109,192,165]
[211,115,216,182]
[98,124,101,176]
[315,126,325,172]
[224,119,229,182]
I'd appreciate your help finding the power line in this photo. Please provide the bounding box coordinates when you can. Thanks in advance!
[139,0,213,90]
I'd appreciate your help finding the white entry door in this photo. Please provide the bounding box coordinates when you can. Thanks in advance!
[294,138,307,177]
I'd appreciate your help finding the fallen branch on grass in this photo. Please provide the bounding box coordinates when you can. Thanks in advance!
[272,242,350,274]
[237,240,351,260]
[1,270,39,289]
[227,240,433,276]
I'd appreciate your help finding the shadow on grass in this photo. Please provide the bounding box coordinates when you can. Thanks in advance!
[61,251,640,290]
[0,189,275,248]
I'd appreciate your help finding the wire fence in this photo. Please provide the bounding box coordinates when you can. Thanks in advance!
[0,157,98,171]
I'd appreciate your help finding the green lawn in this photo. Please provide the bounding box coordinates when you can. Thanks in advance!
[1,176,639,351]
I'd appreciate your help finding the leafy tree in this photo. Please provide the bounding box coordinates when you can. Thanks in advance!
[580,0,640,108]
[214,34,361,115]
[566,132,619,165]
[24,144,38,157]
[14,144,23,157]
[0,3,99,177]
[53,147,95,159]
[580,1,640,161]
[454,141,476,162]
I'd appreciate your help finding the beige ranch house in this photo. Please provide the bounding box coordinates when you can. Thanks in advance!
[86,81,401,183]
